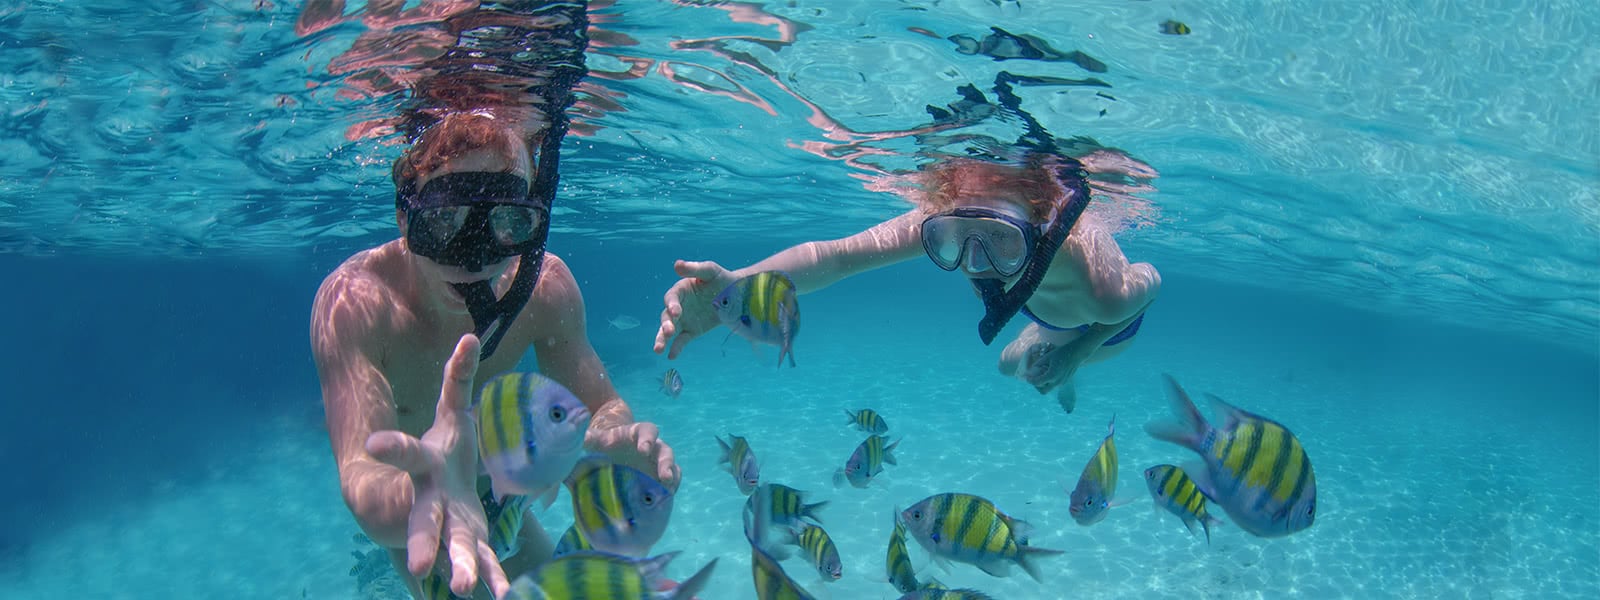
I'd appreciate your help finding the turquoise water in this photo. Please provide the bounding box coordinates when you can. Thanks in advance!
[2,1,1597,599]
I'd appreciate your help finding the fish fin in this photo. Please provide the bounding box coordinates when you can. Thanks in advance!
[1107,413,1116,438]
[784,344,796,368]
[715,436,732,464]
[719,330,734,357]
[1180,459,1221,502]
[1146,374,1210,452]
[1005,516,1034,543]
[1056,383,1077,413]
[831,468,846,488]
[803,500,829,525]
[883,439,900,465]
[536,486,559,511]
[1015,544,1067,583]
[505,574,546,600]
[1108,495,1138,509]
[1203,393,1250,431]
[667,558,718,600]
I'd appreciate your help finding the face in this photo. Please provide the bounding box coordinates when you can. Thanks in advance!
[400,145,535,288]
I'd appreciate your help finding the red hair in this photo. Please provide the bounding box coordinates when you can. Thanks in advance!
[391,111,529,187]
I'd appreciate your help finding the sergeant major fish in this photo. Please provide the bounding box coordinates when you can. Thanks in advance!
[1143,464,1222,543]
[844,408,889,434]
[714,271,800,367]
[659,368,683,398]
[833,434,898,489]
[565,455,675,557]
[899,493,1063,582]
[717,434,761,495]
[1068,415,1125,525]
[506,551,716,600]
[474,372,592,505]
[1146,374,1316,537]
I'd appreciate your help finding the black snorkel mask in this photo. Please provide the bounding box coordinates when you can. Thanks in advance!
[396,130,566,361]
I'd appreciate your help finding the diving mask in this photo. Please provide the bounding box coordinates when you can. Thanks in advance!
[400,171,550,272]
[920,207,1040,278]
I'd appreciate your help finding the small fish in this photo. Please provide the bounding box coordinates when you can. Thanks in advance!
[506,551,716,600]
[565,455,675,557]
[1144,464,1223,543]
[552,523,593,558]
[475,372,593,504]
[1146,374,1317,537]
[843,408,889,434]
[743,482,828,559]
[885,515,921,593]
[717,434,762,495]
[486,493,534,559]
[785,523,843,581]
[418,573,466,600]
[1160,20,1191,35]
[1068,416,1120,525]
[833,434,898,489]
[608,315,642,330]
[750,538,819,600]
[714,271,800,367]
[658,368,684,398]
[899,493,1064,582]
[896,589,997,600]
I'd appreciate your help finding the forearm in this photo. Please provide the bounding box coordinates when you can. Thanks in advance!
[732,211,923,294]
[340,458,417,548]
[589,396,635,432]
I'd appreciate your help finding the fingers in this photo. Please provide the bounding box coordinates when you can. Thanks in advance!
[655,440,681,492]
[406,489,445,578]
[438,334,482,415]
[654,302,680,355]
[367,431,431,475]
[668,329,695,360]
[631,422,661,457]
[477,540,510,599]
[447,524,480,597]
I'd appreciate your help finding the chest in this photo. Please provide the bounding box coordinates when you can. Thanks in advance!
[383,316,538,435]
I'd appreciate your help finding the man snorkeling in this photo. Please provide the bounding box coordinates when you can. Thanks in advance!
[653,78,1160,412]
[309,2,679,598]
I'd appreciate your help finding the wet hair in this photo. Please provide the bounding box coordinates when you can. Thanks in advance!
[915,154,1067,223]
[391,111,531,201]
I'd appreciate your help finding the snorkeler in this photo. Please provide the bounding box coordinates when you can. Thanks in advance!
[653,78,1160,413]
[309,2,679,599]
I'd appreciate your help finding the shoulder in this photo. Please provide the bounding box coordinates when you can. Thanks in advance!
[312,242,407,355]
[526,252,585,330]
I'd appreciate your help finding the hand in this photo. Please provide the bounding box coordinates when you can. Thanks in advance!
[586,421,682,492]
[365,335,509,600]
[654,260,738,359]
[1021,340,1084,395]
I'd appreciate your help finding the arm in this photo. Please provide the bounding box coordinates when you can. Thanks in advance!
[654,210,926,358]
[533,255,681,490]
[730,209,927,294]
[311,270,413,548]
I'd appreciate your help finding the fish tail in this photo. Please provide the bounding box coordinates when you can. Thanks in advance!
[802,500,829,524]
[831,468,846,488]
[667,558,718,600]
[843,409,857,427]
[883,439,899,466]
[1016,545,1066,583]
[1146,374,1210,453]
[715,436,732,464]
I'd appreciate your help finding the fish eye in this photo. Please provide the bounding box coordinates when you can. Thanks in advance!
[1305,502,1316,517]
[642,493,655,506]
[549,406,566,421]
[911,510,922,521]
[1082,499,1094,508]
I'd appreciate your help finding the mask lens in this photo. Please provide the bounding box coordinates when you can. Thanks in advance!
[489,205,542,247]
[922,216,968,270]
[922,211,1032,276]
[410,206,470,253]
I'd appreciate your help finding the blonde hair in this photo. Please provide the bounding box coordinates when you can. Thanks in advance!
[915,154,1069,223]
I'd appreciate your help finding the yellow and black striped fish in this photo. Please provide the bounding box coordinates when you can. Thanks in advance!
[417,572,466,600]
[1159,20,1191,35]
[1068,415,1118,525]
[659,368,683,398]
[717,434,761,495]
[552,523,593,558]
[486,493,533,559]
[565,455,675,557]
[751,538,818,600]
[743,482,828,561]
[1146,374,1316,538]
[886,515,921,593]
[475,372,592,503]
[834,434,899,488]
[844,408,889,434]
[788,523,842,581]
[713,270,800,367]
[506,551,716,600]
[899,493,1063,582]
[1143,464,1222,543]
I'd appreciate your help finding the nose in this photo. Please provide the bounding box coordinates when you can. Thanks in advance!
[959,238,993,274]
